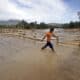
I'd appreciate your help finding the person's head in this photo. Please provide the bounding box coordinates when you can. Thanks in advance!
[50,28,54,33]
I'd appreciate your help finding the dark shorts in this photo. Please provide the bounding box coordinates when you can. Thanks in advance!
[42,41,54,50]
[46,41,53,48]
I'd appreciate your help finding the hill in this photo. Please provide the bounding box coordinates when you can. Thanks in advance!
[0,20,20,25]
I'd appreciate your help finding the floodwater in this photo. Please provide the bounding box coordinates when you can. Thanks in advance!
[0,28,80,80]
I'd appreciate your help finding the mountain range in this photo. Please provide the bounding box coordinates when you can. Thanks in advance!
[0,20,20,25]
[0,20,62,27]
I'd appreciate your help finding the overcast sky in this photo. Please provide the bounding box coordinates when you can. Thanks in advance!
[0,0,80,23]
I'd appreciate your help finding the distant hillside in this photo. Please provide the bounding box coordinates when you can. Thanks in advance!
[48,23,62,27]
[0,20,20,25]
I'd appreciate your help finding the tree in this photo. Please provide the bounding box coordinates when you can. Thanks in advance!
[16,20,28,29]
[69,21,74,28]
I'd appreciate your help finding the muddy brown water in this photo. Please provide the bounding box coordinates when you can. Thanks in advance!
[0,29,80,80]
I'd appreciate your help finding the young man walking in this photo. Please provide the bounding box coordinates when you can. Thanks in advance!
[41,28,59,52]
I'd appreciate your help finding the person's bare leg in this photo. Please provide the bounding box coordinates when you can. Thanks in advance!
[49,42,55,52]
[41,43,48,50]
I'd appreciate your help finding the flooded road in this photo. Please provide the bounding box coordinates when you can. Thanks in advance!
[0,29,80,80]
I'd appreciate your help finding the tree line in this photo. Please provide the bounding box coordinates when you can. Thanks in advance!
[0,20,80,29]
[62,21,80,29]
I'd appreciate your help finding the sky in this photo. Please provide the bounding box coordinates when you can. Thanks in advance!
[0,0,80,23]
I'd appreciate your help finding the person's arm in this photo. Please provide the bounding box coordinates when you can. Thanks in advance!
[56,36,59,45]
[53,34,59,45]
[41,35,46,41]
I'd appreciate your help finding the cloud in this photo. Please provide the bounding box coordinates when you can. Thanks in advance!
[0,0,79,23]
